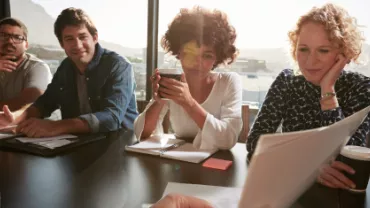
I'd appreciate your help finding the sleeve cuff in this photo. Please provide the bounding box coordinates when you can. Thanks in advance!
[133,99,169,141]
[322,107,343,119]
[79,113,100,133]
[198,113,216,149]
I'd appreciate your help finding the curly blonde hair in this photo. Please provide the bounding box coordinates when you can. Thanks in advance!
[288,3,364,62]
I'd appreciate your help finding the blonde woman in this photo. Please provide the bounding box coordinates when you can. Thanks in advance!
[247,3,370,190]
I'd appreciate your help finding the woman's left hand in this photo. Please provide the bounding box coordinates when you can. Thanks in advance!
[158,74,195,109]
[317,160,356,189]
[320,54,348,92]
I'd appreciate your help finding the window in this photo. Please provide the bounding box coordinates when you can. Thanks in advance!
[10,0,370,105]
[158,0,370,108]
[11,0,148,100]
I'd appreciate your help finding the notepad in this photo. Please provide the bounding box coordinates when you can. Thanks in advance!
[202,158,233,170]
[125,134,218,163]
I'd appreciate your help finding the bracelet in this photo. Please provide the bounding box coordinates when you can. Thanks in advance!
[320,92,336,101]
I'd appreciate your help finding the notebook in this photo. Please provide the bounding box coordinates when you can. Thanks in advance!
[125,134,218,163]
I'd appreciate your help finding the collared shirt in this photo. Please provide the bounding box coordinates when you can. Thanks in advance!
[247,69,370,157]
[0,53,52,101]
[75,70,92,114]
[74,70,100,131]
[33,43,138,132]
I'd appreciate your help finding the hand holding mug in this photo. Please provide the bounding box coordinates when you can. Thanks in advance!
[150,69,167,105]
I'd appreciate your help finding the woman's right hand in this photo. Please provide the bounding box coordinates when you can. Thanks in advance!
[320,54,348,93]
[151,69,167,105]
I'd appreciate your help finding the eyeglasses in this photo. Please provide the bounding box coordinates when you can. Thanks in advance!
[0,32,27,44]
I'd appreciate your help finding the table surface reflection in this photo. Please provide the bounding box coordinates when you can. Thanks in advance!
[0,130,368,208]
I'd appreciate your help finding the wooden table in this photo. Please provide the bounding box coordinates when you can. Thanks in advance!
[0,130,368,208]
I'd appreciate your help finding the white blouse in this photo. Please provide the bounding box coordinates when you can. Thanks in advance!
[134,72,243,150]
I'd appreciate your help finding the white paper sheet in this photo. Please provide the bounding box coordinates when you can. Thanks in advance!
[15,134,77,143]
[125,134,217,163]
[161,143,217,163]
[129,134,180,149]
[239,105,370,208]
[36,139,74,149]
[162,182,242,208]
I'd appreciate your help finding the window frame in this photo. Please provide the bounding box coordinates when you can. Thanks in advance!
[145,0,159,101]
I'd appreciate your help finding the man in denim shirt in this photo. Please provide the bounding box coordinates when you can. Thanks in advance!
[0,8,138,137]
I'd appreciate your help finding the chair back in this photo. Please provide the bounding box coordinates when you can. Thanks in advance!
[238,104,250,143]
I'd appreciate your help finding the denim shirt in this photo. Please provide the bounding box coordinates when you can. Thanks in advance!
[33,43,138,132]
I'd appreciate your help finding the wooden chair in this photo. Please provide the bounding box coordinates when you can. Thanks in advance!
[238,104,250,143]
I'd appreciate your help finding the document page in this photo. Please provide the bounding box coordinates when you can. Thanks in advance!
[163,182,242,208]
[239,105,370,208]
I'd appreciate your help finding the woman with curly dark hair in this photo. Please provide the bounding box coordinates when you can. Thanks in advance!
[134,6,242,150]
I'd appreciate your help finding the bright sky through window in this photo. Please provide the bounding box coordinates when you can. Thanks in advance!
[31,0,370,49]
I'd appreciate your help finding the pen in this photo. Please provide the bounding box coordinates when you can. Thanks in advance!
[159,140,186,154]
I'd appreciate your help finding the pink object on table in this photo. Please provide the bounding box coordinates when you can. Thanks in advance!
[202,158,233,170]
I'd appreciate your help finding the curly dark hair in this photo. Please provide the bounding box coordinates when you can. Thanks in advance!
[161,6,238,68]
[54,7,97,45]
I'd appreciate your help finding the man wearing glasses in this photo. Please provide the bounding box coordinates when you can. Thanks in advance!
[0,17,52,111]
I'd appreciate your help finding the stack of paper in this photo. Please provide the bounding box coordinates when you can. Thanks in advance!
[15,134,78,149]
